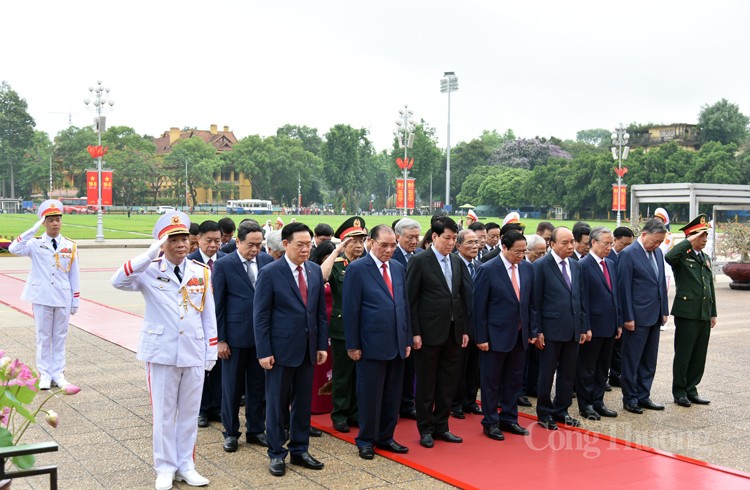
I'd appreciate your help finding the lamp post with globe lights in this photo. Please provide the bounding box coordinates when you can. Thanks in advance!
[440,72,458,213]
[611,124,630,227]
[84,81,114,242]
[395,105,415,217]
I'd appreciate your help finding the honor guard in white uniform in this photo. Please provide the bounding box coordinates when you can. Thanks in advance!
[111,211,218,490]
[9,199,80,390]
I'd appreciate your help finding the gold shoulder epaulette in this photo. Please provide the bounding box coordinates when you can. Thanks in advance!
[67,238,77,244]
[334,257,346,262]
[192,259,209,268]
[151,258,162,263]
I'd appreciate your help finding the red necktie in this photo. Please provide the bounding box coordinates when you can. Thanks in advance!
[297,265,308,306]
[207,258,213,272]
[601,260,612,290]
[511,264,520,300]
[381,263,394,298]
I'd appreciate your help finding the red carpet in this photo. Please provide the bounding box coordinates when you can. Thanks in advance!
[3,271,750,488]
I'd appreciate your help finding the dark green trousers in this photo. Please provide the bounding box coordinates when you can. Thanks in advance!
[672,317,711,398]
[331,338,358,425]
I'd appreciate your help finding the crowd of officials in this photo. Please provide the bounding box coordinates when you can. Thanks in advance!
[11,200,717,490]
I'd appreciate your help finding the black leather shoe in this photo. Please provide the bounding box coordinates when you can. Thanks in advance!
[517,395,532,407]
[436,431,463,443]
[309,426,323,437]
[499,422,529,436]
[419,434,434,448]
[332,421,350,433]
[290,452,324,470]
[400,410,418,420]
[377,441,409,453]
[688,395,710,405]
[638,398,665,411]
[674,396,692,407]
[465,405,483,415]
[594,405,618,418]
[553,414,582,427]
[451,409,465,419]
[197,414,209,428]
[604,382,613,392]
[223,436,238,452]
[483,425,505,440]
[580,408,601,421]
[538,418,558,431]
[623,403,643,414]
[358,445,374,460]
[247,432,268,447]
[269,458,285,476]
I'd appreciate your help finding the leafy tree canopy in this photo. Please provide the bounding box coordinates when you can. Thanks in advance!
[698,98,750,145]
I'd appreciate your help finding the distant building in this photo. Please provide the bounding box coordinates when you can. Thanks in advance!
[628,123,701,151]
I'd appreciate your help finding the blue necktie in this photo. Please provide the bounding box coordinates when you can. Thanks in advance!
[560,260,572,290]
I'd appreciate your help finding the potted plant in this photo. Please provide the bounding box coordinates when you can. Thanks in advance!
[0,350,80,487]
[718,221,750,290]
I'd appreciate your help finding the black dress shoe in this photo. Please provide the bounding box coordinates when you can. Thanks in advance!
[553,414,582,427]
[400,410,418,420]
[358,445,374,460]
[290,452,324,470]
[594,405,618,417]
[604,382,613,392]
[580,408,601,421]
[638,398,665,411]
[465,405,483,415]
[269,458,286,476]
[517,395,532,407]
[197,414,209,428]
[332,421,350,433]
[223,436,238,452]
[309,426,323,437]
[688,395,710,405]
[499,422,529,436]
[377,441,409,453]
[436,431,463,443]
[247,432,269,447]
[483,425,505,440]
[419,434,434,448]
[623,403,644,414]
[674,396,692,407]
[451,409,465,419]
[538,418,558,431]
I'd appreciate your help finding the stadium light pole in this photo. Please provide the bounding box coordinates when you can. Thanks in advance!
[440,72,458,214]
[84,80,114,242]
[395,105,415,217]
[611,124,630,227]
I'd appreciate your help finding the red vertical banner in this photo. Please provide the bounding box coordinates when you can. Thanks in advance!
[86,170,98,205]
[406,179,415,209]
[611,184,627,211]
[101,170,113,206]
[396,179,405,209]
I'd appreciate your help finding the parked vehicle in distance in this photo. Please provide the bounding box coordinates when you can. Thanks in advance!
[226,199,273,215]
[157,206,176,214]
[56,197,97,214]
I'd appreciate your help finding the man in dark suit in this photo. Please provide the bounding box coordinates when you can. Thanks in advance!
[480,222,524,263]
[213,221,273,452]
[406,217,469,448]
[474,230,535,440]
[570,222,591,261]
[577,227,622,420]
[484,222,501,255]
[533,227,587,430]
[254,222,328,476]
[187,220,227,428]
[608,226,634,388]
[617,219,669,414]
[468,222,487,261]
[344,225,412,460]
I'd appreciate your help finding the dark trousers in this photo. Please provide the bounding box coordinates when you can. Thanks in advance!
[609,337,622,383]
[414,337,462,435]
[523,345,540,396]
[221,346,265,438]
[536,339,579,420]
[621,321,661,405]
[400,356,416,415]
[199,360,222,418]
[480,331,525,427]
[575,336,615,411]
[356,357,404,448]
[265,361,314,460]
[672,317,711,398]
[453,343,480,411]
[330,338,358,425]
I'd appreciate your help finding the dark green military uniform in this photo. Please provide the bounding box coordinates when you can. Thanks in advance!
[665,216,716,400]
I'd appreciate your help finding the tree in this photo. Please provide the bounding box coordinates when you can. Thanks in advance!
[322,124,374,212]
[449,138,493,203]
[389,120,443,205]
[164,138,222,207]
[687,141,742,184]
[106,147,152,208]
[479,129,516,153]
[455,166,498,206]
[53,126,98,196]
[698,98,750,145]
[18,131,53,199]
[477,167,530,210]
[276,124,323,156]
[0,81,36,198]
[576,128,611,147]
[489,138,571,170]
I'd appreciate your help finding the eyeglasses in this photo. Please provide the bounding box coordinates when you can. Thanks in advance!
[508,248,526,255]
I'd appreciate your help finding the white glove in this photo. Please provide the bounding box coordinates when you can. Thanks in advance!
[70,307,78,316]
[147,235,169,260]
[34,217,46,230]
[205,360,216,372]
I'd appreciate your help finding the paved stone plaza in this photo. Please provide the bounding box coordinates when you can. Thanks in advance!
[1,241,748,489]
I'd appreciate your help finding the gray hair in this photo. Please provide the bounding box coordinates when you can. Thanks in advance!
[394,218,421,235]
[457,229,475,245]
[589,226,612,243]
[642,218,668,235]
[265,230,284,252]
[526,234,546,250]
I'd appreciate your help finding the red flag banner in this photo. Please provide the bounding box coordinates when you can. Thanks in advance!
[612,184,627,211]
[87,170,98,205]
[396,178,416,209]
[102,170,113,206]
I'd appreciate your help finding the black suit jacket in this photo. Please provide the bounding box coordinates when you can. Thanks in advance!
[406,249,468,346]
[480,246,500,264]
[187,249,227,266]
[581,254,622,338]
[532,253,585,342]
[392,246,424,269]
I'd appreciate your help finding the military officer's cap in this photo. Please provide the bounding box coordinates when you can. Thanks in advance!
[680,214,710,236]
[466,209,479,222]
[38,199,64,219]
[335,216,368,239]
[501,212,525,233]
[153,211,191,239]
[654,207,670,225]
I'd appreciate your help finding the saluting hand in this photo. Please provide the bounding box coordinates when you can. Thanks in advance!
[147,235,169,260]
[33,217,45,231]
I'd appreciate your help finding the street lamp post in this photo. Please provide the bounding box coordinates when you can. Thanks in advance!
[611,124,630,227]
[440,72,458,213]
[84,80,114,242]
[395,105,415,217]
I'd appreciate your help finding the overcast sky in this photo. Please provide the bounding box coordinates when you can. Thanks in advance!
[3,1,749,152]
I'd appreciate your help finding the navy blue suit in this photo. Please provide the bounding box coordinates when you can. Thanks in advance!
[532,253,585,421]
[187,249,226,421]
[608,248,623,383]
[473,256,535,427]
[213,250,272,439]
[453,255,481,413]
[253,257,328,460]
[343,253,411,449]
[576,253,622,412]
[616,240,668,406]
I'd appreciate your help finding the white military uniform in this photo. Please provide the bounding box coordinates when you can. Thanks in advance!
[111,212,217,479]
[8,200,80,385]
